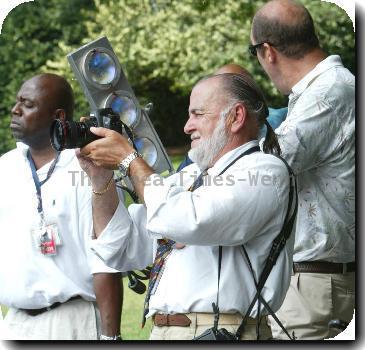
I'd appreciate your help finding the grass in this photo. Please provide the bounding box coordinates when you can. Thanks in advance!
[120,278,151,340]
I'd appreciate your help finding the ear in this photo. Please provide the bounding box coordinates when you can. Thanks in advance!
[229,103,247,134]
[264,43,277,64]
[54,109,66,122]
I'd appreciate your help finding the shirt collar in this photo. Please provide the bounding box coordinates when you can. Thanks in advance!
[16,142,75,173]
[290,55,343,98]
[207,140,259,176]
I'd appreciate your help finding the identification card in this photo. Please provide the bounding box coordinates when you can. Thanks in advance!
[39,230,57,256]
[48,224,62,246]
[31,223,61,256]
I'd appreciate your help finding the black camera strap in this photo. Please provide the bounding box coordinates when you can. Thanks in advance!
[211,145,261,331]
[211,246,222,332]
[241,245,294,340]
[235,155,298,340]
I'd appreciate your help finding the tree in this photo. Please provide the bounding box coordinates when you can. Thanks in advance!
[0,0,355,153]
[0,0,95,155]
[45,0,354,147]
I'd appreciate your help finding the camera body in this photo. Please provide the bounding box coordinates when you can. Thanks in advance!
[193,327,237,341]
[50,107,125,151]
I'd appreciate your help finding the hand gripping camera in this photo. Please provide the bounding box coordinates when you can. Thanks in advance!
[50,107,131,151]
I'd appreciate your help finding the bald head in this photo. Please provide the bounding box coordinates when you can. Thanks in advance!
[214,63,252,78]
[31,73,74,120]
[252,0,320,59]
[11,73,74,149]
[257,0,306,23]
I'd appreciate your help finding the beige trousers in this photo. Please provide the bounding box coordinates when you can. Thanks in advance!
[269,272,355,340]
[3,298,101,340]
[149,312,272,340]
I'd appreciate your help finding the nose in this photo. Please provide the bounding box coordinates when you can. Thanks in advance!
[184,115,195,135]
[11,102,21,116]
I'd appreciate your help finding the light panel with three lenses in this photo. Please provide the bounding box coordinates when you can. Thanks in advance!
[66,36,172,174]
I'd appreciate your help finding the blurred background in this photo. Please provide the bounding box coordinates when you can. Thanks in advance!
[0,0,355,157]
[0,0,355,340]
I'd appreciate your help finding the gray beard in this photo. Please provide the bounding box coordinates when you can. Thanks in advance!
[188,115,229,171]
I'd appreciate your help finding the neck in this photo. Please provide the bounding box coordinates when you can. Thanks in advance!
[280,49,327,93]
[211,135,254,166]
[28,145,57,170]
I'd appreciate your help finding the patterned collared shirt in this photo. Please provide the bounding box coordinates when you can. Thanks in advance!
[275,55,355,263]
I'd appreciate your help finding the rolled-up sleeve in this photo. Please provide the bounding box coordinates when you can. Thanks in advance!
[90,201,153,271]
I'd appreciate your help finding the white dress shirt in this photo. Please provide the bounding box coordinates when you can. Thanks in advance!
[272,55,355,263]
[0,143,116,309]
[92,141,294,318]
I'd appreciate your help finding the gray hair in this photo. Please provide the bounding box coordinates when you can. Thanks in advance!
[216,73,281,155]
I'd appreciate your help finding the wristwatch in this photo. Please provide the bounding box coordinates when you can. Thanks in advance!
[118,151,141,177]
[100,334,122,340]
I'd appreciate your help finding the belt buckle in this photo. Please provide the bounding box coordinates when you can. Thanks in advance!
[342,263,347,274]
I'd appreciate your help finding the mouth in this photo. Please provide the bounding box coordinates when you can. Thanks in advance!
[10,120,23,138]
[191,134,200,146]
[10,119,21,128]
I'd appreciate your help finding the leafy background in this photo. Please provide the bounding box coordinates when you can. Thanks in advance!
[0,0,355,156]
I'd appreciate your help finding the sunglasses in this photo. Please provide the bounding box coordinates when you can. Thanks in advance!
[248,42,274,57]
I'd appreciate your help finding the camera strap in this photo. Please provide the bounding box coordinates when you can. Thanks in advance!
[235,155,298,340]
[211,246,222,332]
[211,145,261,331]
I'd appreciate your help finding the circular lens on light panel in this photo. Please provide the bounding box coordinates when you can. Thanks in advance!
[110,95,139,127]
[87,51,117,85]
[134,138,158,167]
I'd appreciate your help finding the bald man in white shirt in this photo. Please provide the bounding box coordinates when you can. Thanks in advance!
[0,74,122,340]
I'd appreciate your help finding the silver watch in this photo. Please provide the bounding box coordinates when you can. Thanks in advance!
[100,334,122,340]
[118,151,141,177]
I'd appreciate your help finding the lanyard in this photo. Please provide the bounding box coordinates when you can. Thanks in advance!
[27,150,60,221]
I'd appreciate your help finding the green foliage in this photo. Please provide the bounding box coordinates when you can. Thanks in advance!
[304,0,355,74]
[0,0,355,154]
[45,0,354,147]
[0,0,95,155]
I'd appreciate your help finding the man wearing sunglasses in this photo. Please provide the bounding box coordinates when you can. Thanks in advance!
[250,0,355,340]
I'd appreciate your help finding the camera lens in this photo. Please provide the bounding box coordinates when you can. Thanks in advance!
[50,119,67,151]
[50,119,100,151]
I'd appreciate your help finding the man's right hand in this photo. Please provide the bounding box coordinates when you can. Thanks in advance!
[75,148,114,193]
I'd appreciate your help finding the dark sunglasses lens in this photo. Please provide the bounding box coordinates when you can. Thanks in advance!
[249,45,257,56]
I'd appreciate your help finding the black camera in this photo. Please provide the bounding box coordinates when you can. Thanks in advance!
[50,107,125,151]
[193,327,237,341]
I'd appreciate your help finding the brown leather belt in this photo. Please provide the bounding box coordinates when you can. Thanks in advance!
[153,313,260,327]
[20,295,82,317]
[293,261,355,274]
[153,314,191,327]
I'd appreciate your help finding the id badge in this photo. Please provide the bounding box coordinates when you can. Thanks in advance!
[31,223,61,256]
[39,229,57,256]
[47,223,62,246]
